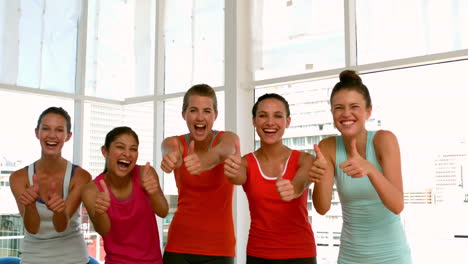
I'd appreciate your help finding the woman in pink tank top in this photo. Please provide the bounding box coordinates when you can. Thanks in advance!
[81,126,168,264]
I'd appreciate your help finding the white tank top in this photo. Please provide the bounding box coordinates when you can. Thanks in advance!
[21,161,88,264]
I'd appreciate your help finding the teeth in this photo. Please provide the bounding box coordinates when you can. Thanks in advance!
[118,160,130,164]
[195,125,205,128]
[263,129,277,133]
[46,142,57,145]
[342,121,354,126]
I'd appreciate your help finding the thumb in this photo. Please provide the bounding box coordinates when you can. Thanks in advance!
[32,174,39,192]
[188,140,195,155]
[349,138,360,157]
[234,139,241,156]
[172,138,179,152]
[144,162,151,178]
[277,163,285,180]
[314,144,325,160]
[99,179,109,195]
[49,181,57,198]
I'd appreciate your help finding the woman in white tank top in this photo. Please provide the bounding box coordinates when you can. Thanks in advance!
[8,107,92,264]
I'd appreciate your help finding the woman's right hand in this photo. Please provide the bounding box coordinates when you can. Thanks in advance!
[19,174,40,206]
[224,140,242,180]
[161,138,182,173]
[309,144,327,183]
[94,180,111,215]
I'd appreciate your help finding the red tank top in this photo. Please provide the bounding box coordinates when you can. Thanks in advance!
[164,131,235,257]
[243,150,316,259]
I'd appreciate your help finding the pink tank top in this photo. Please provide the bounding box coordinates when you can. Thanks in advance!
[94,165,163,264]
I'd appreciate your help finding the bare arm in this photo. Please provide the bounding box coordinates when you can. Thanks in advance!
[311,140,335,215]
[47,167,91,232]
[369,130,405,214]
[81,181,111,236]
[339,130,404,214]
[276,152,313,202]
[185,132,240,175]
[140,163,169,218]
[9,169,41,234]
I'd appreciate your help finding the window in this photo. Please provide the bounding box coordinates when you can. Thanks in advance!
[252,0,344,80]
[357,0,468,64]
[164,0,224,94]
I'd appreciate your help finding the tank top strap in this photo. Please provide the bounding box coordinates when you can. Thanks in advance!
[180,130,223,156]
[27,160,73,199]
[335,135,347,166]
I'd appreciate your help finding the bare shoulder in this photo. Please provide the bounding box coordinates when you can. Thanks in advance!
[319,136,336,156]
[374,130,399,148]
[9,168,28,186]
[72,167,92,184]
[299,151,314,163]
[218,131,239,142]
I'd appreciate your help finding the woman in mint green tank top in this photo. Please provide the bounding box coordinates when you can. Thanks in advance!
[309,70,412,264]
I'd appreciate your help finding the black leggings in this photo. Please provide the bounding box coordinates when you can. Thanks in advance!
[246,255,317,264]
[163,251,234,264]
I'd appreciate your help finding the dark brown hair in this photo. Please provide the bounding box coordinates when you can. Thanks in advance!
[252,93,291,118]
[330,70,372,107]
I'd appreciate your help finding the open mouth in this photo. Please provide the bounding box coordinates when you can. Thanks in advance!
[194,124,206,133]
[262,128,278,135]
[117,159,131,169]
[341,121,355,126]
[45,141,58,147]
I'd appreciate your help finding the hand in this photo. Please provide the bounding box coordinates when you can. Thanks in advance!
[161,138,182,173]
[19,174,40,206]
[339,138,371,178]
[276,164,295,201]
[224,139,242,180]
[141,162,160,195]
[46,181,66,213]
[95,180,111,215]
[309,144,327,183]
[184,141,202,175]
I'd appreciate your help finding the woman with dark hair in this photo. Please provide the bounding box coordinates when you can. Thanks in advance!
[160,84,238,264]
[224,93,328,264]
[310,70,412,263]
[81,126,168,264]
[9,107,93,264]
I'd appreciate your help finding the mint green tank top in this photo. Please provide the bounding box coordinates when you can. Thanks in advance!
[335,130,412,264]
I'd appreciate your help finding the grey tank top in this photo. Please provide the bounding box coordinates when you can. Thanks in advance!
[21,161,88,264]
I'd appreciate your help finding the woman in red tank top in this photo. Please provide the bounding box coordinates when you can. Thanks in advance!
[160,84,239,264]
[224,93,330,264]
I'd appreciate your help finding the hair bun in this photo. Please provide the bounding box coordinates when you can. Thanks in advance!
[339,70,362,85]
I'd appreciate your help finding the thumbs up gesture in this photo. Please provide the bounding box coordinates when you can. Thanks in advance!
[95,180,111,215]
[46,181,66,213]
[309,144,327,183]
[184,141,202,175]
[339,138,369,178]
[224,139,242,180]
[19,174,40,206]
[161,138,182,173]
[141,162,160,195]
[275,164,295,202]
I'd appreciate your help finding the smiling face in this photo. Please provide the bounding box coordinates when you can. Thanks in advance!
[253,98,291,145]
[102,133,138,178]
[182,95,218,142]
[331,89,372,137]
[35,113,72,157]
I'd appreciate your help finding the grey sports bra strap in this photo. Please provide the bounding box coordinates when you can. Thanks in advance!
[27,161,73,199]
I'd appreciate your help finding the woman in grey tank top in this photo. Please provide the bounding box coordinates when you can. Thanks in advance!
[8,107,93,264]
